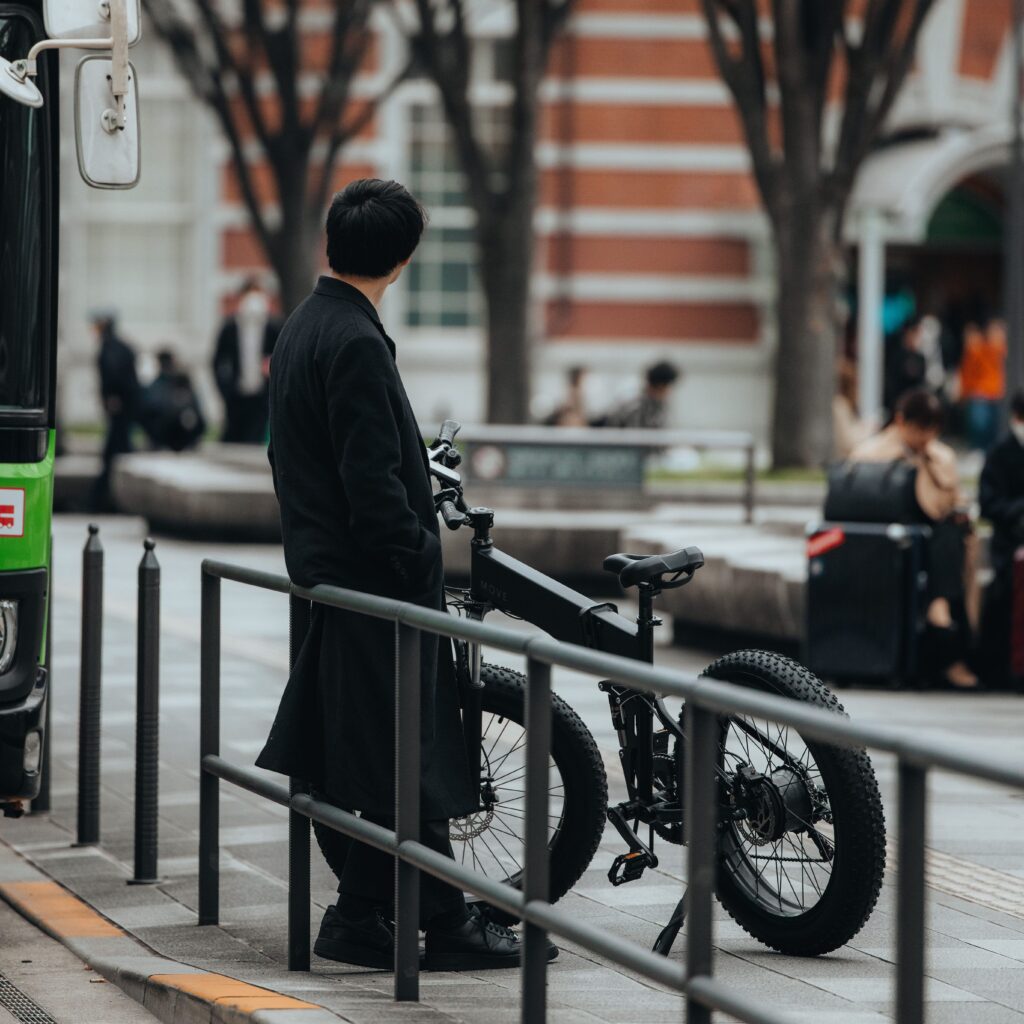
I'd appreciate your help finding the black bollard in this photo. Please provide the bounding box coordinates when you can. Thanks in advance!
[76,525,103,843]
[131,538,160,884]
[33,534,55,815]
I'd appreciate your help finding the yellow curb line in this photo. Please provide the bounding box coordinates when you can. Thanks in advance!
[0,879,323,1017]
[0,880,122,938]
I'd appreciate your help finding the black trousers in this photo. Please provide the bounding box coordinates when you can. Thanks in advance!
[312,807,466,927]
[222,393,268,444]
[925,519,967,605]
[922,518,972,670]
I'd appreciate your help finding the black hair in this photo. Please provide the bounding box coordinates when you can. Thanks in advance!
[567,366,586,387]
[1011,391,1024,421]
[156,349,176,373]
[646,360,680,389]
[326,179,427,279]
[895,387,943,430]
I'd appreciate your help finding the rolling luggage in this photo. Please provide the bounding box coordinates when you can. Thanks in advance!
[1011,548,1024,680]
[805,521,930,684]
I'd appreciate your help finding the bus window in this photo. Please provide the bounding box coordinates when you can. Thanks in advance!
[0,12,44,417]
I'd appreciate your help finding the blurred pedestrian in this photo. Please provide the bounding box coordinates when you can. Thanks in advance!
[884,315,927,413]
[850,388,978,688]
[593,360,680,428]
[89,312,139,511]
[542,366,589,426]
[139,350,206,452]
[978,391,1024,689]
[959,317,1007,451]
[832,356,871,459]
[212,278,279,443]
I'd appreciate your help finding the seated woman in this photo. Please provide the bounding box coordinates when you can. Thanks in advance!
[850,388,978,689]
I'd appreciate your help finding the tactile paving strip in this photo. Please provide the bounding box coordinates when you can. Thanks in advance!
[0,973,58,1024]
[888,845,1024,919]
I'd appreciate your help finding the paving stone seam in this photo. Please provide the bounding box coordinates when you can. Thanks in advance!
[0,844,342,1024]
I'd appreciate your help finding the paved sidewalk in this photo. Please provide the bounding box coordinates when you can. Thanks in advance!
[2,515,1024,1023]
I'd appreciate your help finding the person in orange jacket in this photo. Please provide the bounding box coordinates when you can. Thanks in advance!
[959,317,1007,451]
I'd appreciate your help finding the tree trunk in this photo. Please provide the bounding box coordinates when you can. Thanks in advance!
[770,212,843,468]
[478,193,536,424]
[272,222,320,315]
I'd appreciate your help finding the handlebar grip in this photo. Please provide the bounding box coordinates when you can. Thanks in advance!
[440,500,466,531]
[437,419,461,447]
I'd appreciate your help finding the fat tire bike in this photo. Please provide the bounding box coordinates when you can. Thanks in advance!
[428,421,886,957]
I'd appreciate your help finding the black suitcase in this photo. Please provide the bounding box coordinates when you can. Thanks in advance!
[805,521,930,684]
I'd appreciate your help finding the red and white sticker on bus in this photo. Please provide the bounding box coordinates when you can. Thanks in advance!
[0,489,25,538]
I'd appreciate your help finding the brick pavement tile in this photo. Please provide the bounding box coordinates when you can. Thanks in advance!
[962,939,1024,960]
[859,945,1024,969]
[918,1004,1024,1024]
[931,968,1024,1004]
[809,976,984,1003]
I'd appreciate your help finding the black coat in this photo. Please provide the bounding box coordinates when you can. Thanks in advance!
[212,316,280,399]
[98,332,139,415]
[256,277,476,820]
[980,431,1024,575]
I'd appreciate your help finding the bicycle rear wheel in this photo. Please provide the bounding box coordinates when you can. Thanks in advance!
[706,650,887,956]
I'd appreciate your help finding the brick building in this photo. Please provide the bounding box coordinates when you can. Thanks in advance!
[58,0,1019,437]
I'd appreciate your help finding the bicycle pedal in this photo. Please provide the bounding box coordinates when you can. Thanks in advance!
[608,849,656,886]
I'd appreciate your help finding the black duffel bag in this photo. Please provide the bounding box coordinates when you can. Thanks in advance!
[823,459,919,524]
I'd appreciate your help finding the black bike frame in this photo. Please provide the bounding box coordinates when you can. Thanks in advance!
[461,534,678,845]
[469,544,639,660]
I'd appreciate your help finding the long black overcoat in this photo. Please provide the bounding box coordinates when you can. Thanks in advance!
[256,276,477,820]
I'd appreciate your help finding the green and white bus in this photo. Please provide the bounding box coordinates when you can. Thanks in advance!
[0,0,139,812]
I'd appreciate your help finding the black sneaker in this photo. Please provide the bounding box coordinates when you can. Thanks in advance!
[423,906,558,972]
[313,904,395,969]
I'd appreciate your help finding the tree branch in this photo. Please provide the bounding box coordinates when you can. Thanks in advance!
[143,0,274,256]
[408,0,494,214]
[701,0,780,219]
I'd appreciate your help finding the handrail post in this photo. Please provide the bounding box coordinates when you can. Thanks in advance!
[76,524,103,844]
[522,657,552,1023]
[131,539,160,884]
[394,621,421,1001]
[684,701,717,1024]
[198,568,221,925]
[743,442,756,524]
[288,595,311,971]
[896,762,928,1024]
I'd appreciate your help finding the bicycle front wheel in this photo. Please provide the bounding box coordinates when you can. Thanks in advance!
[452,662,608,925]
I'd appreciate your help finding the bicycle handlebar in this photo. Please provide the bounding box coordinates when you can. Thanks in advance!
[436,419,461,448]
[439,498,466,531]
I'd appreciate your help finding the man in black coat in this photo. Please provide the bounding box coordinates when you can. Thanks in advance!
[257,179,541,971]
[212,279,279,443]
[979,392,1024,688]
[90,313,139,510]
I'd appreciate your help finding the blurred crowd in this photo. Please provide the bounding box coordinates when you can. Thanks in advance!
[835,306,1008,459]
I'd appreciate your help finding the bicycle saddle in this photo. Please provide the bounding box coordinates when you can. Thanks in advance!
[603,547,705,590]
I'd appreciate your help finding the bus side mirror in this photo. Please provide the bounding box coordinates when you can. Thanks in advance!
[44,0,141,45]
[74,55,140,189]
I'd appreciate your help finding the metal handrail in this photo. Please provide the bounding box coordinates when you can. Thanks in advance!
[198,558,1024,1024]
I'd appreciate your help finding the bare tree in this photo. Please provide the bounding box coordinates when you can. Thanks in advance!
[406,0,574,424]
[144,0,392,312]
[700,0,937,466]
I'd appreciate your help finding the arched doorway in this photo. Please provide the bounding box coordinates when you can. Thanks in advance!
[848,124,1012,424]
